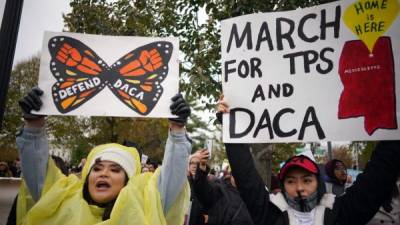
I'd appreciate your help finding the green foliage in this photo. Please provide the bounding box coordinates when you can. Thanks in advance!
[3,0,342,165]
[70,138,91,165]
[1,56,41,155]
[1,56,170,163]
[332,145,353,167]
[272,143,303,171]
[350,141,378,170]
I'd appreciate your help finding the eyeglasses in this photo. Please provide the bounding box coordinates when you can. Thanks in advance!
[334,168,347,172]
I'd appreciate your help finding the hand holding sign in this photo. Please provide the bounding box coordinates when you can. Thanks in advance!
[343,0,399,53]
[18,87,45,127]
[169,93,191,125]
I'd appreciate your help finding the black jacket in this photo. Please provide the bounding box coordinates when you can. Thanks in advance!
[192,166,254,225]
[188,175,207,225]
[225,141,400,225]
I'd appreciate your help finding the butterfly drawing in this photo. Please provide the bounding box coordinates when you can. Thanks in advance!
[48,36,173,115]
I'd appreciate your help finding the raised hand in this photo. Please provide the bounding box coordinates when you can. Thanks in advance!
[18,87,44,120]
[191,149,210,172]
[169,93,191,126]
[216,94,229,124]
[217,94,229,113]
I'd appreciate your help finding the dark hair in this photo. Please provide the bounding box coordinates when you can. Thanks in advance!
[325,159,346,179]
[82,163,129,220]
[146,159,159,169]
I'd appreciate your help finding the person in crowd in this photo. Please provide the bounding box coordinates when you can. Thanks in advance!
[141,165,150,173]
[192,148,254,225]
[207,168,218,182]
[15,87,191,224]
[147,158,159,173]
[324,159,349,195]
[366,175,400,225]
[187,151,208,225]
[270,172,281,194]
[9,158,21,177]
[217,96,400,225]
[0,161,13,177]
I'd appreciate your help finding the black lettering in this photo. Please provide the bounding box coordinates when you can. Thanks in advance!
[256,22,274,51]
[304,50,319,73]
[381,0,388,8]
[276,17,295,50]
[320,6,341,40]
[251,85,265,103]
[283,51,304,74]
[268,84,281,98]
[298,106,325,140]
[224,60,237,82]
[250,58,262,78]
[238,60,250,78]
[355,24,363,35]
[253,109,274,139]
[227,22,253,53]
[317,47,334,74]
[282,83,294,97]
[298,13,318,43]
[378,21,385,31]
[273,108,296,137]
[354,2,364,14]
[367,1,379,9]
[230,108,255,138]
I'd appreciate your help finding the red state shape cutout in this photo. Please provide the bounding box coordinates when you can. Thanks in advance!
[338,37,397,135]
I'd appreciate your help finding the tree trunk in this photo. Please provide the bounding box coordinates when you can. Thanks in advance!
[106,117,118,143]
[250,143,274,189]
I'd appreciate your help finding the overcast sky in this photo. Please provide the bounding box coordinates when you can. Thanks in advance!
[13,0,70,66]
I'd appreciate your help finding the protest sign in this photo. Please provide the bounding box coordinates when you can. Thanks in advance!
[221,0,400,142]
[36,31,179,117]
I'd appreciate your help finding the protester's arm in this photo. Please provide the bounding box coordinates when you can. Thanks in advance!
[217,96,272,224]
[337,141,400,225]
[158,93,191,214]
[191,151,222,210]
[158,123,191,214]
[16,88,48,201]
[225,143,270,224]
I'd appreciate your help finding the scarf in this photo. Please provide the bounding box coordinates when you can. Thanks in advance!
[285,191,318,212]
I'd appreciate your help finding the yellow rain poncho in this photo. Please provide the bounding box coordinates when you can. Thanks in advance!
[16,143,190,225]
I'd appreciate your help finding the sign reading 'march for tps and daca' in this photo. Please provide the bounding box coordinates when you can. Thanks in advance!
[221,0,400,143]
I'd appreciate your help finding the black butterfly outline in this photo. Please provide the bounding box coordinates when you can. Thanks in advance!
[48,35,173,115]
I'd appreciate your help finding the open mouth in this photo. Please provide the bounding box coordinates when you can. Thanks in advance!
[95,180,111,190]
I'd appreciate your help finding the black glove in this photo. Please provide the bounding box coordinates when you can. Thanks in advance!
[18,87,44,120]
[169,93,190,125]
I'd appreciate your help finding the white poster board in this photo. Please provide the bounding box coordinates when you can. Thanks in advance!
[221,0,400,143]
[37,31,179,118]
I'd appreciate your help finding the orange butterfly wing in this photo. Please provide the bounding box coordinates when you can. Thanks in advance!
[108,41,173,115]
[48,36,108,113]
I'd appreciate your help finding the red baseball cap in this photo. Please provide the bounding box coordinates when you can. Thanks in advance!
[279,155,319,180]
